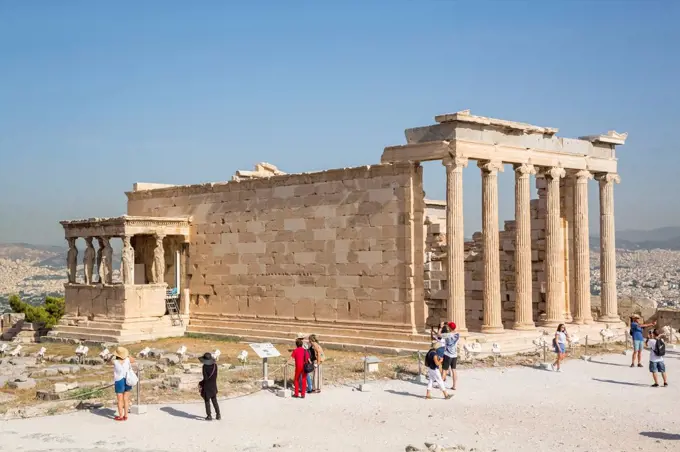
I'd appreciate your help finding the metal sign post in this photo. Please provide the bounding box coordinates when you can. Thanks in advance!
[249,343,281,389]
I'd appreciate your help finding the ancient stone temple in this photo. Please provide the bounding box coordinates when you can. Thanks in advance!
[51,110,626,351]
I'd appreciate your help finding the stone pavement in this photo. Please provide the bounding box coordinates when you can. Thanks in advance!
[2,351,680,452]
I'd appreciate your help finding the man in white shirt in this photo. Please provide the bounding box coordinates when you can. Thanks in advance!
[646,329,668,388]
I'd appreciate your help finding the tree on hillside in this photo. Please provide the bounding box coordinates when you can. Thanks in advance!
[8,294,65,328]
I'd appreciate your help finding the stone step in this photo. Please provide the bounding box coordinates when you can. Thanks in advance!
[189,316,430,342]
[186,324,432,350]
[184,328,423,356]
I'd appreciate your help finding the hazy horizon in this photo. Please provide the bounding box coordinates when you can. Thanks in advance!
[1,1,679,246]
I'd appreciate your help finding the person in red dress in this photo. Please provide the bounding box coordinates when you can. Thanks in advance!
[290,338,309,398]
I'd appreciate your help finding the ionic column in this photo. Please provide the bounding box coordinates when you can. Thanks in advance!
[539,167,566,326]
[597,173,621,322]
[479,160,504,333]
[513,163,535,330]
[443,157,469,332]
[573,170,594,323]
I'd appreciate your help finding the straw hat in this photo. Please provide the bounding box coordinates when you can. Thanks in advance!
[112,346,129,360]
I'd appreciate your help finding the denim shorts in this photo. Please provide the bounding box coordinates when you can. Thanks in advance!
[114,378,132,394]
[633,340,644,352]
[554,343,566,354]
[649,361,666,373]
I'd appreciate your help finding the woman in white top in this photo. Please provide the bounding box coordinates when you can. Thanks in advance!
[552,324,570,372]
[112,347,135,421]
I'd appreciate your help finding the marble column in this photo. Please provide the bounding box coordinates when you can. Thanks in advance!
[573,170,594,324]
[443,156,469,332]
[513,163,535,330]
[479,160,504,333]
[597,173,621,322]
[540,167,566,326]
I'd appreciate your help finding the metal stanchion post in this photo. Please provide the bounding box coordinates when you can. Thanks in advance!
[277,363,291,398]
[131,364,146,415]
[359,354,370,392]
[543,343,547,363]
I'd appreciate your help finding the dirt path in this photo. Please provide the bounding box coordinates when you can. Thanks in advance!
[2,350,679,452]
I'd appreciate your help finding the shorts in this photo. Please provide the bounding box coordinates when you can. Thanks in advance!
[442,356,457,371]
[649,361,666,373]
[114,378,132,394]
[633,340,644,352]
[554,343,566,354]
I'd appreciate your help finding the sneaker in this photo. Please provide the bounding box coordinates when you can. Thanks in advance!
[652,383,659,387]
[550,364,556,372]
[630,364,635,368]
[557,369,563,373]
[444,394,452,400]
[637,364,643,368]
[205,416,213,421]
[216,414,221,420]
[664,383,668,387]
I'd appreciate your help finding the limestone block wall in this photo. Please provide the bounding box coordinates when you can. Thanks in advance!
[126,163,424,329]
[63,284,167,320]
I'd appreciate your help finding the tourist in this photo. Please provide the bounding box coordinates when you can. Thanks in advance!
[198,352,220,420]
[629,314,655,368]
[112,346,135,421]
[424,341,451,400]
[551,324,569,372]
[297,338,313,394]
[309,334,325,393]
[290,338,311,398]
[437,322,460,390]
[646,329,668,387]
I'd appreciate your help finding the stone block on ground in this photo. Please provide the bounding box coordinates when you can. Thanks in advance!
[53,382,79,393]
[160,354,180,366]
[7,378,36,390]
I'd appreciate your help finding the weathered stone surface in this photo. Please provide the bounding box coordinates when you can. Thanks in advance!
[7,378,36,390]
[160,354,180,366]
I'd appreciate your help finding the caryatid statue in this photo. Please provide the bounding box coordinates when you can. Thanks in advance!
[95,238,104,283]
[121,235,135,284]
[152,235,165,284]
[98,237,114,285]
[66,237,78,283]
[83,237,96,284]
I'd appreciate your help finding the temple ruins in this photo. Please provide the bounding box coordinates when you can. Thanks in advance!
[50,110,627,352]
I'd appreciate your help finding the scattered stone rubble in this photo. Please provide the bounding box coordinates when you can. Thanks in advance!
[231,162,286,182]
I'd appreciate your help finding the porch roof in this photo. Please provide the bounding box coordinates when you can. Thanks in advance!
[60,215,191,240]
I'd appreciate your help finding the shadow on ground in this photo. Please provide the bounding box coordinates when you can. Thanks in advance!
[588,360,630,368]
[160,406,204,420]
[592,378,648,387]
[640,431,680,440]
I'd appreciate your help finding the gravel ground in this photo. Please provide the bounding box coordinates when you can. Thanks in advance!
[1,350,679,452]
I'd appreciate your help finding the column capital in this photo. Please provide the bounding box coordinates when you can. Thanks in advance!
[513,163,536,176]
[537,166,566,180]
[442,156,468,169]
[574,169,594,182]
[478,160,504,174]
[595,172,621,184]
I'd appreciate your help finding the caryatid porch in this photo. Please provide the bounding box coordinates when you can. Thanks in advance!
[382,110,627,333]
[48,216,192,344]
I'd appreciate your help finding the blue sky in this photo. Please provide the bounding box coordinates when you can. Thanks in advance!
[1,1,678,245]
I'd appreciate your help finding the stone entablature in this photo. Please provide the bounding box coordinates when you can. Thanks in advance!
[382,109,622,172]
[60,215,191,240]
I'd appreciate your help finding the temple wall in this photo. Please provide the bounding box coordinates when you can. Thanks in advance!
[126,163,424,328]
[63,284,166,319]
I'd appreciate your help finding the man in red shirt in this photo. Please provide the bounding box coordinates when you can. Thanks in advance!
[290,338,309,398]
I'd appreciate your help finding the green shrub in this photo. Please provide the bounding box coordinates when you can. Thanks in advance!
[8,295,65,329]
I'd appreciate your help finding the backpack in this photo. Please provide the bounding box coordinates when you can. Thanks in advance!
[425,349,436,368]
[654,338,666,357]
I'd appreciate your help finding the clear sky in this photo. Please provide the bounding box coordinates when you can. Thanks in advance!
[1,1,678,246]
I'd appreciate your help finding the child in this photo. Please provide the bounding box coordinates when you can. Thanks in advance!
[198,352,220,420]
[646,329,668,387]
[290,338,311,398]
[424,341,452,400]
